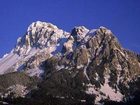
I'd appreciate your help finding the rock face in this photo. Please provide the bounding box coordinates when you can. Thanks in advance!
[0,21,140,105]
[41,26,140,104]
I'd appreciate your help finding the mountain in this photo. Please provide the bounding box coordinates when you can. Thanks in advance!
[0,21,140,105]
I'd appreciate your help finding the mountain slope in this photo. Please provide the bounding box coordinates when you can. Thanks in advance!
[0,21,140,105]
[0,21,70,76]
[40,25,140,104]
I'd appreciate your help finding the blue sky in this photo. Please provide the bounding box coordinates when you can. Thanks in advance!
[0,0,140,57]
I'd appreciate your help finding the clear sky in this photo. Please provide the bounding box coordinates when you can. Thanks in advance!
[0,0,140,57]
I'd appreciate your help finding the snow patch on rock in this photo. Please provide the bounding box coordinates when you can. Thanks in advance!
[100,76,123,102]
[86,83,98,94]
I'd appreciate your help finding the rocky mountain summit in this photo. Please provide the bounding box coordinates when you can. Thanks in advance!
[0,21,140,105]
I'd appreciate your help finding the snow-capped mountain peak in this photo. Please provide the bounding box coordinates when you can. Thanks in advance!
[14,21,70,56]
[0,21,140,105]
